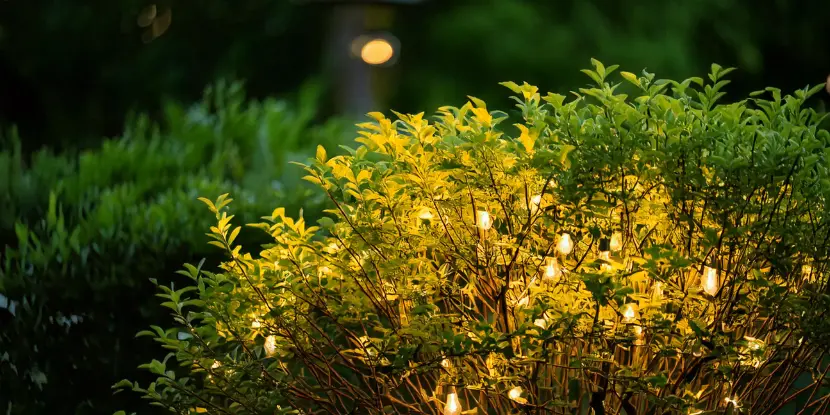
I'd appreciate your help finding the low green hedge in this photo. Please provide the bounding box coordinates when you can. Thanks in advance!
[0,81,347,414]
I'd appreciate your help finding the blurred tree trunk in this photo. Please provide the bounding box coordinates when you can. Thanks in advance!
[325,5,374,119]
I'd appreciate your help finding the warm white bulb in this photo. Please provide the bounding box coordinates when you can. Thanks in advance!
[211,360,221,369]
[508,386,523,401]
[622,304,637,322]
[724,397,740,408]
[530,194,542,214]
[477,210,492,230]
[418,208,434,221]
[444,392,462,415]
[543,257,561,280]
[610,232,623,251]
[702,266,719,296]
[251,319,262,329]
[441,358,451,368]
[557,233,573,255]
[264,335,277,357]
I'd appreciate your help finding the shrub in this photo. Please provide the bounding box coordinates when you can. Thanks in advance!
[126,61,830,414]
[0,81,347,414]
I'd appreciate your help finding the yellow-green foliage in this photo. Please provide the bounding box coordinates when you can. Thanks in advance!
[123,61,830,415]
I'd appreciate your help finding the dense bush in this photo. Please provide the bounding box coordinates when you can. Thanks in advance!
[126,61,829,414]
[0,81,347,414]
[397,0,830,114]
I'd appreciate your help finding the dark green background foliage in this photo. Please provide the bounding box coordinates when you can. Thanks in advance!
[396,0,830,113]
[0,82,345,414]
[2,0,829,148]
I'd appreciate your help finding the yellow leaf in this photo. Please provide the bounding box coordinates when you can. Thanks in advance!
[366,111,386,122]
[315,145,327,163]
[471,107,492,127]
[559,144,576,168]
[302,175,323,186]
[519,82,539,101]
[515,124,536,153]
[621,71,640,86]
[357,170,372,183]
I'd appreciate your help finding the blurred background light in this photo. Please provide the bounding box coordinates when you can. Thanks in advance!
[360,38,394,65]
[352,33,399,66]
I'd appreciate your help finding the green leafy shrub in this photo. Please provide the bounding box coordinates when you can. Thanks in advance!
[127,62,830,414]
[0,81,347,414]
[399,0,830,114]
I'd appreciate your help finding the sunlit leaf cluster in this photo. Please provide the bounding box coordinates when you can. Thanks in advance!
[123,61,830,415]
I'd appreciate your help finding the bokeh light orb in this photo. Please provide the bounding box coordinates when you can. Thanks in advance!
[360,38,395,66]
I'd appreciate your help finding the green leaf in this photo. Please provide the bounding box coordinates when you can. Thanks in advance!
[500,81,522,94]
[568,378,581,403]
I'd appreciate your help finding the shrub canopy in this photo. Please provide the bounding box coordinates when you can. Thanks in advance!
[127,61,830,415]
[0,81,345,414]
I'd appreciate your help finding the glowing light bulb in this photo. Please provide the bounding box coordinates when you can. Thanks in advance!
[530,194,542,214]
[418,208,434,221]
[508,386,523,401]
[622,304,637,323]
[702,266,719,296]
[264,335,277,357]
[557,233,573,256]
[251,319,262,329]
[599,250,612,271]
[360,38,395,65]
[477,210,492,230]
[441,358,451,368]
[211,360,221,369]
[444,389,462,415]
[543,257,561,281]
[724,397,740,408]
[610,232,623,251]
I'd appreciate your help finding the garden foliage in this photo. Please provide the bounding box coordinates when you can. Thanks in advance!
[0,81,345,414]
[126,61,830,414]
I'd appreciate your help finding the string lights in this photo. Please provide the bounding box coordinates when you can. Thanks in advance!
[443,386,462,415]
[557,233,573,256]
[702,266,719,296]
